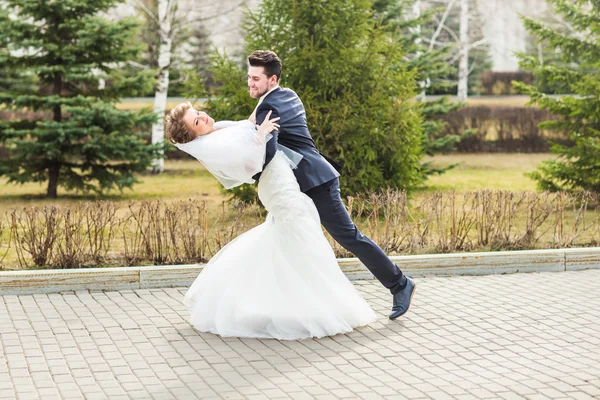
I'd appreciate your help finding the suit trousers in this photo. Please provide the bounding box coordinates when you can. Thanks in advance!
[305,178,407,295]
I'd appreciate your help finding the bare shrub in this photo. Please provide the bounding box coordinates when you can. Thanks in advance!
[471,190,527,250]
[552,191,600,248]
[11,206,61,268]
[85,201,118,264]
[53,206,88,268]
[0,214,10,269]
[49,202,118,268]
[174,199,210,264]
[334,190,416,257]
[516,192,556,249]
[120,203,147,266]
[4,191,600,269]
[335,190,600,256]
[208,200,264,257]
[428,191,477,253]
[117,199,262,266]
[121,201,172,265]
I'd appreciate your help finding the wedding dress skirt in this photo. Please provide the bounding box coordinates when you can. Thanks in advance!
[184,152,376,340]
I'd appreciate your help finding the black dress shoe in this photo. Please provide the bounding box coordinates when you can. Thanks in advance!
[389,277,415,320]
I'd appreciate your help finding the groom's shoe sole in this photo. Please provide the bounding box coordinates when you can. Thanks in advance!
[389,282,416,320]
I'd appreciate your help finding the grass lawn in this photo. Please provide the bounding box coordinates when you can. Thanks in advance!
[421,153,553,192]
[0,153,553,213]
[465,96,530,107]
[115,99,191,111]
[0,159,224,215]
[115,96,532,111]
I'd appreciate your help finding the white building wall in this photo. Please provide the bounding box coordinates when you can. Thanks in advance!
[477,0,549,71]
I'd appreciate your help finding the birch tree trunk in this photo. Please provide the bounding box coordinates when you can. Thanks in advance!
[409,0,426,101]
[457,0,469,101]
[151,0,173,173]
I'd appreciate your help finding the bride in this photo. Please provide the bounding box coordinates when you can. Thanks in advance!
[165,102,376,340]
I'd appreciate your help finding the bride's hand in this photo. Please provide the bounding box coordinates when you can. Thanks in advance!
[257,110,280,138]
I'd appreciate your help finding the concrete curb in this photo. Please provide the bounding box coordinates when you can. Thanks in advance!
[1,247,599,295]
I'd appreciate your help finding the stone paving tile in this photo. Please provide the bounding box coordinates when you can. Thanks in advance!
[1,270,599,399]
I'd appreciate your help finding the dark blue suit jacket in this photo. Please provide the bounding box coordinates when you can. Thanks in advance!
[253,87,340,192]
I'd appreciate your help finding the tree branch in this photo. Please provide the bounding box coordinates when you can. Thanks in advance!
[429,0,456,52]
[127,60,151,69]
[175,1,245,33]
[133,0,159,25]
[468,61,477,75]
[548,9,589,41]
[448,38,487,64]
[165,0,175,21]
[197,1,244,22]
[469,38,487,50]
[421,37,448,46]
[436,18,459,42]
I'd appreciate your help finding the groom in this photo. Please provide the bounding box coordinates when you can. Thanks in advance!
[247,50,415,319]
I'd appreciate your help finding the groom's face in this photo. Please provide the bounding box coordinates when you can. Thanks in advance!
[248,66,278,99]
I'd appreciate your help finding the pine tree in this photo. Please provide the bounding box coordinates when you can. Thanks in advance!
[516,0,600,192]
[0,0,161,198]
[201,0,424,198]
[372,0,463,176]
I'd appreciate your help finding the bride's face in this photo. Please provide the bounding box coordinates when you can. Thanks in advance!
[183,107,215,138]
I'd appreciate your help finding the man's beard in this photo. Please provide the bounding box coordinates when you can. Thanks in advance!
[250,87,267,99]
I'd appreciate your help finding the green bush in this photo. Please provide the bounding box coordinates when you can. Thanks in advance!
[196,0,424,201]
[516,0,600,192]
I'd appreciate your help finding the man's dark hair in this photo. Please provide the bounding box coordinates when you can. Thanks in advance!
[248,50,282,80]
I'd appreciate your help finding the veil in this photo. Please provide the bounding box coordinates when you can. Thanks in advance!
[175,120,304,189]
[175,120,270,189]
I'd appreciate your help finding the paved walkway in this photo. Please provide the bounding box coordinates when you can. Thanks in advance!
[1,270,599,400]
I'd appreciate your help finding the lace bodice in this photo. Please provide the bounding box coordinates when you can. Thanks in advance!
[258,152,320,225]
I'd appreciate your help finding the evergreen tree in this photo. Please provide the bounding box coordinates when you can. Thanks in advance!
[372,0,463,176]
[0,0,161,198]
[516,0,600,192]
[199,0,424,198]
[186,24,212,91]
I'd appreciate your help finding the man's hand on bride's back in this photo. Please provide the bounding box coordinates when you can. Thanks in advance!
[257,110,280,138]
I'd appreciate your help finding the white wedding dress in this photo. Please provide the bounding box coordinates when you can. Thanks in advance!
[179,121,376,340]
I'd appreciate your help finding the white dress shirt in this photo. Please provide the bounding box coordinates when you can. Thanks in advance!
[258,85,280,106]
